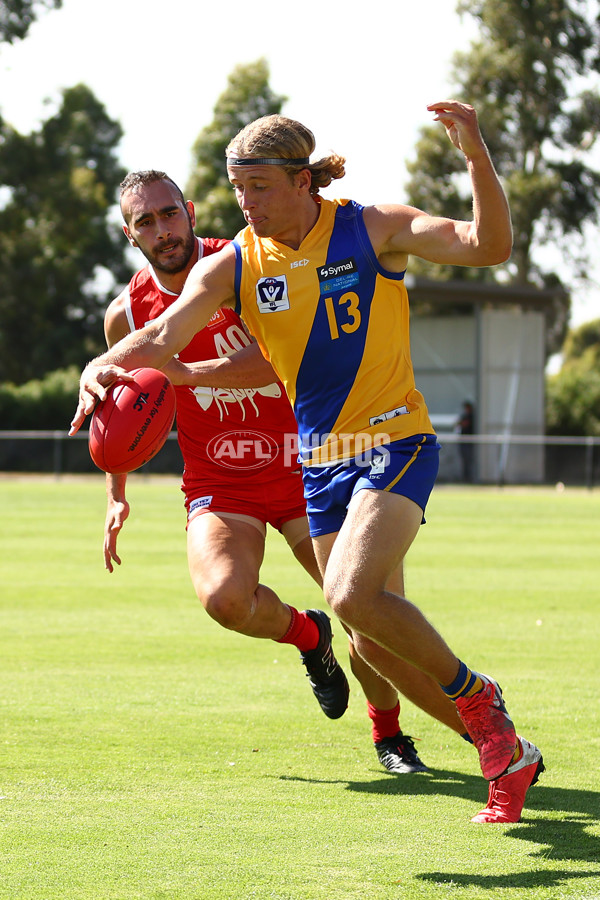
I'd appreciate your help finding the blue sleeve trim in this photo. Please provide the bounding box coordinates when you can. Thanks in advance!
[232,240,243,315]
[351,201,406,281]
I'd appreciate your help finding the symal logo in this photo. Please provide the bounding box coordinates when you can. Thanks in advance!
[256,275,290,313]
[317,257,359,294]
[318,258,357,280]
[206,429,280,470]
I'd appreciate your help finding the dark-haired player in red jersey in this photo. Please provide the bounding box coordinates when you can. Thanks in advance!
[106,170,348,724]
[103,169,465,773]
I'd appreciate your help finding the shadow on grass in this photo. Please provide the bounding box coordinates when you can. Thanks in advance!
[417,867,600,892]
[280,769,600,890]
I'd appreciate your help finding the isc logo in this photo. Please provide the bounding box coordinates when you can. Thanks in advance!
[133,392,150,412]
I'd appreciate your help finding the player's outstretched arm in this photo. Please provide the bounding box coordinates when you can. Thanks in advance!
[104,472,130,573]
[365,100,512,269]
[162,341,277,389]
[68,247,237,434]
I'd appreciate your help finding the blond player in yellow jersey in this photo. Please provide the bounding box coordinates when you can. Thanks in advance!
[71,101,544,823]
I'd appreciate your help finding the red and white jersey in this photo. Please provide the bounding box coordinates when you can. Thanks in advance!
[122,238,299,478]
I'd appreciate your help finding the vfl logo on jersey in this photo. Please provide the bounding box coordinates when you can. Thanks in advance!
[256,275,290,313]
[317,257,359,295]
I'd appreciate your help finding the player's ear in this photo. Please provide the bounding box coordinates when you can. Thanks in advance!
[295,168,312,194]
[123,224,138,248]
[186,200,196,228]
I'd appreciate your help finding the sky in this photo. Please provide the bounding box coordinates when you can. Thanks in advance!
[0,0,598,329]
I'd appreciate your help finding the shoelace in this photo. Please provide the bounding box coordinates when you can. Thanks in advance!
[398,736,420,759]
[485,783,511,810]
[461,683,498,736]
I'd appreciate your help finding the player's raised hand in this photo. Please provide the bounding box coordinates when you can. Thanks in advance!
[427,100,486,159]
[68,364,134,435]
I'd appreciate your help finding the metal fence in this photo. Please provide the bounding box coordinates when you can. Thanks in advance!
[0,430,183,477]
[435,431,600,488]
[0,430,598,487]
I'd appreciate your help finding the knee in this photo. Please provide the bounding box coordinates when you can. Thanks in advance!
[323,573,361,629]
[197,579,255,632]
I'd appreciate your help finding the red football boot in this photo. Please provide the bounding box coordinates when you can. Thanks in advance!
[471,736,545,824]
[456,675,517,780]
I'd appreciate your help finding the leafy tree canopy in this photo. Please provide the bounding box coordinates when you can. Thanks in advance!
[405,0,600,355]
[546,365,600,435]
[546,317,600,434]
[562,317,600,369]
[0,0,61,43]
[186,59,286,238]
[0,84,129,384]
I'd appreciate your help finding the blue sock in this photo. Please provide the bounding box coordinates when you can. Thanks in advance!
[441,660,478,700]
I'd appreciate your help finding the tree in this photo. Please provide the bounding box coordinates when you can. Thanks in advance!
[186,59,287,238]
[404,0,600,355]
[0,0,61,43]
[546,318,600,434]
[546,367,600,435]
[0,84,129,384]
[561,317,600,369]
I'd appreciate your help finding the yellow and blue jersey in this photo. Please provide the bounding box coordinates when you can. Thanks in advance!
[233,197,434,464]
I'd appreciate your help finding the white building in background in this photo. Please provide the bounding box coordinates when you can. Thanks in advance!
[408,278,563,484]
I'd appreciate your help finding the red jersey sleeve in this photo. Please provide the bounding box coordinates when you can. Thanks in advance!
[200,237,230,257]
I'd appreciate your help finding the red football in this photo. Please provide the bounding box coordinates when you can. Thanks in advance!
[88,368,176,474]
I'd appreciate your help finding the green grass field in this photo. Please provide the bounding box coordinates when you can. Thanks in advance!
[1,477,599,900]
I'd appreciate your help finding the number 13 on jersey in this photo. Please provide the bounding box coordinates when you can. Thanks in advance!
[324,292,361,340]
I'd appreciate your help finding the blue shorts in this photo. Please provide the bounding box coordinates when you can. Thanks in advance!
[302,434,440,537]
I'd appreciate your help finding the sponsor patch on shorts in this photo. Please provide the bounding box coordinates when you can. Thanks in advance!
[369,453,388,476]
[188,495,213,517]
